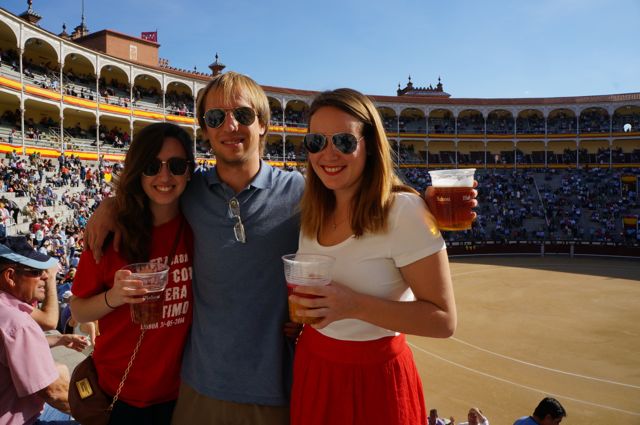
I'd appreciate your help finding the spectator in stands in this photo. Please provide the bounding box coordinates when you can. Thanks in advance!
[0,235,87,424]
[513,397,566,425]
[429,408,448,425]
[28,238,61,332]
[70,123,195,424]
[454,407,489,425]
[289,88,456,425]
[0,202,10,237]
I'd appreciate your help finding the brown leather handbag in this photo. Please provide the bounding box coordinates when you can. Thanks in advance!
[68,355,113,425]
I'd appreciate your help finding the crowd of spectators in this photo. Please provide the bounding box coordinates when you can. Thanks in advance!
[457,115,484,134]
[5,46,640,142]
[98,125,130,148]
[402,166,640,244]
[284,110,307,127]
[264,140,302,162]
[547,112,577,134]
[377,109,640,136]
[1,150,119,318]
[0,47,19,72]
[580,109,610,133]
[270,107,284,125]
[166,91,195,116]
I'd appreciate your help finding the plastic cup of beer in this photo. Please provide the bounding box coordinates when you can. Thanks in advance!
[428,168,476,231]
[282,254,335,324]
[121,262,170,326]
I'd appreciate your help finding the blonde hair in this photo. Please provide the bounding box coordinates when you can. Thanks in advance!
[196,71,270,154]
[300,88,416,238]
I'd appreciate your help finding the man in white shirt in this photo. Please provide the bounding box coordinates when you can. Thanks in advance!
[455,407,489,425]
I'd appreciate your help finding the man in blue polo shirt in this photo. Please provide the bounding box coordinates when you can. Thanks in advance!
[173,72,303,423]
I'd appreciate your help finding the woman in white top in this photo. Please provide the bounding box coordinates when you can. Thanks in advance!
[289,88,457,425]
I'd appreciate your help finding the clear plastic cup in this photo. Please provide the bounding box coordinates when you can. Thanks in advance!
[121,262,170,326]
[428,168,476,231]
[282,254,334,324]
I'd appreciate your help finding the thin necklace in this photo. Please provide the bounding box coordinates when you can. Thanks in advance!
[332,212,348,230]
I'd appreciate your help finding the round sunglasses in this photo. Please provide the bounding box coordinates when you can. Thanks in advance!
[203,107,257,128]
[303,133,363,154]
[142,157,191,177]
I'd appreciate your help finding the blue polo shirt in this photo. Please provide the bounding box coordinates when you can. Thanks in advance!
[180,161,304,406]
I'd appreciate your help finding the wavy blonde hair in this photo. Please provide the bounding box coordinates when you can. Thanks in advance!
[300,88,416,238]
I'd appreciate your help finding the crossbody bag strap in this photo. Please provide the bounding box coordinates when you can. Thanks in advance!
[109,329,145,410]
[107,215,185,411]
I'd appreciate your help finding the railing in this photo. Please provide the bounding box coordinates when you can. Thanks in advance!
[446,239,640,258]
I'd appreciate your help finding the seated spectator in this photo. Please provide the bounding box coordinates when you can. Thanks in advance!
[429,408,449,425]
[454,407,489,425]
[513,397,566,425]
[0,236,87,424]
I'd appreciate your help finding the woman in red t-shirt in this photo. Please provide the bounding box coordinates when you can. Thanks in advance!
[71,123,195,424]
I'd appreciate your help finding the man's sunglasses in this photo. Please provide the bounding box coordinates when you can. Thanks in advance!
[303,133,363,154]
[15,266,46,278]
[142,157,191,177]
[203,107,256,129]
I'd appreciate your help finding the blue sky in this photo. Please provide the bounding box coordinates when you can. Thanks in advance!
[3,0,639,98]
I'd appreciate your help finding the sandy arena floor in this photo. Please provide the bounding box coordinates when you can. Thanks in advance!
[410,256,640,425]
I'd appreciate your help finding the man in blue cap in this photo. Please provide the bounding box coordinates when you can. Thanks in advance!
[0,236,87,424]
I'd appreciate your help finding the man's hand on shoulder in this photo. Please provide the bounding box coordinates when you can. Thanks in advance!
[84,197,119,262]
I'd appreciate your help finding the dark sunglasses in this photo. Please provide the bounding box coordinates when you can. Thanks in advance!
[142,157,190,177]
[203,107,257,128]
[303,133,362,154]
[15,266,46,278]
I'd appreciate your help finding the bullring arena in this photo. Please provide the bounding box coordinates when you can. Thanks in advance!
[2,3,640,425]
[410,256,640,424]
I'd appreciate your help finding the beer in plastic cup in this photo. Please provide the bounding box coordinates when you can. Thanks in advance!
[428,168,476,231]
[282,254,334,324]
[121,262,170,326]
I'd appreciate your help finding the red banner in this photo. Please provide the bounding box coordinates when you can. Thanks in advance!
[141,31,158,42]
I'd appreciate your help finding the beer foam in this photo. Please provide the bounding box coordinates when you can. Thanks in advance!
[429,169,475,187]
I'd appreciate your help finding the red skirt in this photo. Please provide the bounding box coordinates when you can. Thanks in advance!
[291,326,426,425]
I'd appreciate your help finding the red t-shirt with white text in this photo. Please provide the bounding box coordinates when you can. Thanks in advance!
[72,214,193,407]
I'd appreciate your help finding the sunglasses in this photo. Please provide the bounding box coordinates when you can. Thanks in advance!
[15,266,46,278]
[303,133,362,154]
[228,197,246,243]
[203,107,257,129]
[142,157,190,177]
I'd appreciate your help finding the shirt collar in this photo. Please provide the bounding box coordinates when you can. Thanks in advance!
[204,160,273,191]
[0,291,34,314]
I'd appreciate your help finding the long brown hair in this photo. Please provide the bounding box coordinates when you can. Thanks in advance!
[300,88,416,238]
[113,123,194,262]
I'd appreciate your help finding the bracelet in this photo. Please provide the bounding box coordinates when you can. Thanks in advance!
[104,290,116,309]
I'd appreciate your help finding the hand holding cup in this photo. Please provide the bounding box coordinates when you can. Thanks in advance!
[118,262,170,325]
[427,169,478,231]
[282,254,334,324]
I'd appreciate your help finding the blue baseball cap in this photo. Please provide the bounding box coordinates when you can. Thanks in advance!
[0,236,59,269]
